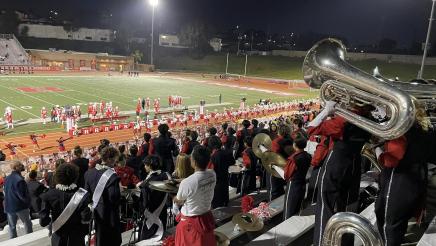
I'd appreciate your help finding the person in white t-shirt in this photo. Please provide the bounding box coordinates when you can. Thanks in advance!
[173,145,216,246]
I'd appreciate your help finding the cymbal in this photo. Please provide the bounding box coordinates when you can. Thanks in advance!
[232,213,264,232]
[261,151,287,179]
[148,180,180,194]
[253,133,272,158]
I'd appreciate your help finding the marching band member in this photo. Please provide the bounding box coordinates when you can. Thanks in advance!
[268,125,293,201]
[281,137,311,220]
[41,107,48,125]
[310,101,371,246]
[173,145,216,246]
[84,146,122,246]
[181,130,200,155]
[39,164,91,246]
[236,120,252,158]
[149,124,179,173]
[138,155,169,241]
[4,107,13,129]
[374,106,434,246]
[208,135,234,208]
[241,136,258,195]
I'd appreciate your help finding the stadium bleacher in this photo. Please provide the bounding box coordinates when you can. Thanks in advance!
[0,34,30,66]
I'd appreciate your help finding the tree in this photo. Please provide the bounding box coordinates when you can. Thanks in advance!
[179,21,212,58]
[131,50,143,64]
[0,10,19,34]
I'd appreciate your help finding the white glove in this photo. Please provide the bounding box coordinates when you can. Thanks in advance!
[308,101,336,128]
[375,147,383,159]
[172,202,180,216]
[324,101,337,115]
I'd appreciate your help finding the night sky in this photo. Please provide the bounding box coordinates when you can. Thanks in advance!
[5,0,434,46]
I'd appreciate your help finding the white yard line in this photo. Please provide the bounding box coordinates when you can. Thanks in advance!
[0,97,39,118]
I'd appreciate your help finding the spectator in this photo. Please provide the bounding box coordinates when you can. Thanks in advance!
[26,170,47,218]
[174,154,194,179]
[4,160,33,239]
[126,145,143,179]
[39,163,91,246]
[138,133,152,161]
[71,146,89,188]
[181,131,200,155]
[0,177,7,229]
[115,154,140,188]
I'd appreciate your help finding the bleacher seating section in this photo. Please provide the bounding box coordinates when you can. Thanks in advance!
[0,34,30,65]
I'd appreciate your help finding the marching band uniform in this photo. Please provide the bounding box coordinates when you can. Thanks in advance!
[241,146,258,195]
[139,170,169,240]
[282,149,311,220]
[39,185,91,246]
[310,102,371,246]
[149,133,179,173]
[84,164,122,246]
[375,124,434,246]
[268,134,293,201]
[210,148,235,208]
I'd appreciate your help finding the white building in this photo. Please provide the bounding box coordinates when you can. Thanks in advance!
[159,34,188,48]
[18,24,114,42]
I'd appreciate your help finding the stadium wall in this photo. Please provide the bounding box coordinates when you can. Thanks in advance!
[18,24,114,42]
[272,50,436,65]
[27,49,134,71]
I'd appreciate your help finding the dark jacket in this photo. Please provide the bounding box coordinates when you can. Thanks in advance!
[139,171,168,240]
[39,188,91,246]
[4,171,30,213]
[84,168,122,246]
[26,179,47,215]
[149,135,179,173]
[126,155,144,180]
[71,157,89,188]
[211,149,235,208]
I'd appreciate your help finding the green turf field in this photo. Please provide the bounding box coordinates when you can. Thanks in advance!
[157,55,436,81]
[0,75,317,135]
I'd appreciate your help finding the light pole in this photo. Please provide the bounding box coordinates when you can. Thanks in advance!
[149,0,158,66]
[418,0,436,79]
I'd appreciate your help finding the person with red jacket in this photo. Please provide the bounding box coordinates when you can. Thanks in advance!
[241,136,258,195]
[114,155,140,188]
[374,107,435,246]
[310,101,371,246]
[280,137,311,220]
[181,131,200,155]
[268,124,293,201]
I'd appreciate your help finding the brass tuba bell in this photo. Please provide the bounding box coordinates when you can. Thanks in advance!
[302,38,436,140]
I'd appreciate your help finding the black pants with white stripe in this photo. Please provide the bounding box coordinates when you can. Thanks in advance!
[375,165,426,246]
[283,180,305,220]
[312,148,362,246]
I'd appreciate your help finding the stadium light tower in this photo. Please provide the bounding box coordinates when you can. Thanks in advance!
[149,0,158,66]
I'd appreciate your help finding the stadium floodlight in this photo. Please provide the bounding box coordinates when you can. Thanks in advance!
[149,0,158,7]
[148,0,158,66]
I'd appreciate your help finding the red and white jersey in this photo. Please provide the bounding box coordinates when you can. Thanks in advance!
[4,112,12,123]
[146,98,151,107]
[41,109,47,118]
[88,104,93,114]
[154,99,160,108]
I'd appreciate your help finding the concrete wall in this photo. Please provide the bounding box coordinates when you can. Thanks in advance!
[18,24,114,42]
[272,49,436,65]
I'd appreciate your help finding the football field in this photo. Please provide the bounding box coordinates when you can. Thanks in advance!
[0,73,317,135]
